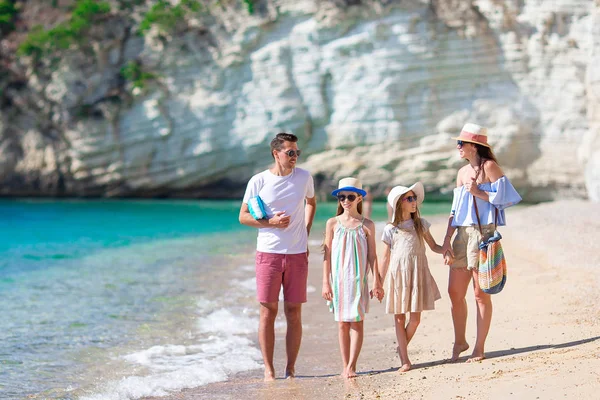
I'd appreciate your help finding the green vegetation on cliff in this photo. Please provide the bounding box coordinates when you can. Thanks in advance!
[139,0,201,33]
[0,0,18,34]
[120,60,157,90]
[18,0,110,58]
[242,0,254,14]
[17,0,256,59]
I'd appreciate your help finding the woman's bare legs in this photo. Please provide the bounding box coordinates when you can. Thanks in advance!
[448,267,472,361]
[338,322,351,377]
[394,314,411,372]
[345,321,364,378]
[468,270,492,362]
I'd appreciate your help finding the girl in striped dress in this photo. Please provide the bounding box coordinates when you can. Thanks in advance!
[322,177,383,379]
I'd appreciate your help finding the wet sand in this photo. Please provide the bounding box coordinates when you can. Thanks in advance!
[147,200,600,400]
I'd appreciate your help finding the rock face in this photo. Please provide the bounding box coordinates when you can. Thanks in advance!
[0,0,598,201]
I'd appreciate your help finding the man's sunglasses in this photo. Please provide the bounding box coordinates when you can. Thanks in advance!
[402,195,418,203]
[456,140,464,148]
[337,194,357,202]
[281,149,301,157]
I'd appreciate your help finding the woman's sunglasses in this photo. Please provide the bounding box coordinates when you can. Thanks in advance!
[456,140,464,148]
[337,194,357,202]
[281,149,301,157]
[402,195,418,203]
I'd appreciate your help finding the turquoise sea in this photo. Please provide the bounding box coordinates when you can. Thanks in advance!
[0,199,449,399]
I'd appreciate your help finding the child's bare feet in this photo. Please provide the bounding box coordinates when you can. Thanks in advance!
[345,367,358,379]
[397,351,412,372]
[397,363,412,372]
[451,342,470,362]
[264,369,276,381]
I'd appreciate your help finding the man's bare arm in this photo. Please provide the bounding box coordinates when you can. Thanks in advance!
[239,203,290,229]
[305,196,317,235]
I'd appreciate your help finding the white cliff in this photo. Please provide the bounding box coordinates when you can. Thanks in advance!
[1,0,598,200]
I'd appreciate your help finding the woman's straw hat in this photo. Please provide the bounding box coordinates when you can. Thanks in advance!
[387,182,424,220]
[452,123,491,148]
[331,177,367,197]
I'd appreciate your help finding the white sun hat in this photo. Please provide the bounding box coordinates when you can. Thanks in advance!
[387,182,425,220]
[331,177,367,197]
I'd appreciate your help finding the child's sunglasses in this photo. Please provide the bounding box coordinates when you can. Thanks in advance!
[281,149,301,157]
[337,194,357,202]
[402,195,418,203]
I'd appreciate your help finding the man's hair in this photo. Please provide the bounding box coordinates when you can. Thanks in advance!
[270,132,298,158]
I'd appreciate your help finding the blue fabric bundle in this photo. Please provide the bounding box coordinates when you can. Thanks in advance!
[248,196,267,220]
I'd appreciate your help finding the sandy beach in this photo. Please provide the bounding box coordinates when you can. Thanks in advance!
[149,200,600,400]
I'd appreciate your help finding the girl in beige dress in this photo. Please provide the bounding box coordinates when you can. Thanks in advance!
[379,182,445,372]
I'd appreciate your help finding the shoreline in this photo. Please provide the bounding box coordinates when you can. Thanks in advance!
[145,200,600,400]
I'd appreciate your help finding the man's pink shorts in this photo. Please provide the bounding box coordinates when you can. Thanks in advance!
[255,251,308,303]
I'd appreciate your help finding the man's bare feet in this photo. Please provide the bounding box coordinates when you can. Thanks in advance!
[451,342,470,362]
[264,369,276,382]
[466,353,485,363]
[284,367,295,379]
[397,363,412,372]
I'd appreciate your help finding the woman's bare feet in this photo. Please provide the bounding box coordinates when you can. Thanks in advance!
[466,352,485,363]
[397,363,412,372]
[284,367,295,379]
[264,369,276,382]
[451,342,470,362]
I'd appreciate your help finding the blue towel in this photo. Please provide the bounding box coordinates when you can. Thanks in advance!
[248,196,267,220]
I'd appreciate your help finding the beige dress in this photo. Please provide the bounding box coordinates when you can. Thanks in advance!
[382,218,441,314]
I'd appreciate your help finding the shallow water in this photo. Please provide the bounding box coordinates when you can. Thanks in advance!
[0,199,449,399]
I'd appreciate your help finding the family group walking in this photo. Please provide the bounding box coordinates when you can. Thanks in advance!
[239,125,522,381]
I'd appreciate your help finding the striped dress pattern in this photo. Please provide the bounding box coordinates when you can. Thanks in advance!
[329,217,370,322]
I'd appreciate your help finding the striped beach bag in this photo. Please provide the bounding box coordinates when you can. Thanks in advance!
[474,202,507,294]
[477,230,506,294]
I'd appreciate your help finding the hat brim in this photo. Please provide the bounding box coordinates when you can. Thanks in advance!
[388,182,425,221]
[331,187,367,197]
[452,136,491,148]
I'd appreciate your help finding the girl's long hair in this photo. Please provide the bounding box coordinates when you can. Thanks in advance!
[322,194,363,254]
[336,195,363,216]
[392,192,424,243]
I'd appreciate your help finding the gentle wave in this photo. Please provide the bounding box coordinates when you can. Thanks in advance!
[82,306,262,400]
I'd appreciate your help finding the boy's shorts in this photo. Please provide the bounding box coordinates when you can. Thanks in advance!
[451,224,495,270]
[255,251,308,303]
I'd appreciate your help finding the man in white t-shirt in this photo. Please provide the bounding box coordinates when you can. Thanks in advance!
[239,132,317,381]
